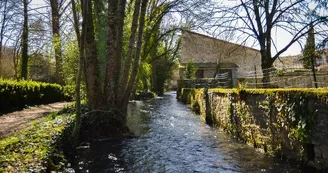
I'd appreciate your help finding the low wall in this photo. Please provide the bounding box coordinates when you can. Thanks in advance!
[240,71,328,88]
[178,88,328,170]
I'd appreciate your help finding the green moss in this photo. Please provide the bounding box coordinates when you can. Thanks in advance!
[180,87,324,164]
[0,112,74,172]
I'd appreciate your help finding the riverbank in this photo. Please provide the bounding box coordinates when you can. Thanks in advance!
[0,102,74,137]
[178,88,328,172]
[0,107,75,172]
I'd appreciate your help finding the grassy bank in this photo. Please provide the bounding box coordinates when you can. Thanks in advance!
[0,110,75,172]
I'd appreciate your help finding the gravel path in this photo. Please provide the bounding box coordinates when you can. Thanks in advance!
[0,102,74,138]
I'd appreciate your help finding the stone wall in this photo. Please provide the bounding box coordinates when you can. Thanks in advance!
[178,88,328,171]
[240,71,328,88]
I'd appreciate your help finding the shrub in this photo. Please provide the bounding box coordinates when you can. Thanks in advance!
[0,79,74,111]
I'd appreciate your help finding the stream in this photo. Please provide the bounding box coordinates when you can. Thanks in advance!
[71,91,302,173]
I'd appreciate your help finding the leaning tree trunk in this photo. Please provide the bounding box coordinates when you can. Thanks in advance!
[20,0,28,80]
[50,0,64,85]
[119,0,142,100]
[122,0,148,109]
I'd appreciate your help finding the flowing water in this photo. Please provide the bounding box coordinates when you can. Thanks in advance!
[71,92,302,173]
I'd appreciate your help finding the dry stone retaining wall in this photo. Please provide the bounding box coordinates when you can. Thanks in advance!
[178,88,328,171]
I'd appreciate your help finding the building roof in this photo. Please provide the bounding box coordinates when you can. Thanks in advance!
[180,30,260,64]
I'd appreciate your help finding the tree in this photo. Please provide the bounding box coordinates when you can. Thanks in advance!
[21,0,29,80]
[68,0,216,137]
[303,22,318,88]
[151,31,180,95]
[184,58,197,79]
[49,0,64,84]
[303,22,316,69]
[0,0,8,76]
[71,0,84,143]
[72,0,149,135]
[212,0,327,87]
[135,0,215,93]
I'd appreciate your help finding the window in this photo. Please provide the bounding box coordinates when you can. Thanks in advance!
[196,70,204,79]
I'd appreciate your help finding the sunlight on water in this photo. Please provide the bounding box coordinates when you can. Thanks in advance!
[72,92,302,173]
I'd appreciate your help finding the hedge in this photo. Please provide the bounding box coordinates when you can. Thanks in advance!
[0,79,74,111]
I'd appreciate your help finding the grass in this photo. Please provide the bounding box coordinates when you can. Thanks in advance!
[0,112,74,172]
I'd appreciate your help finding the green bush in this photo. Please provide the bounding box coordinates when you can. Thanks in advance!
[0,79,74,111]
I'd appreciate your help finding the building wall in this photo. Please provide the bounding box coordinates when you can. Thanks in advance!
[180,31,263,79]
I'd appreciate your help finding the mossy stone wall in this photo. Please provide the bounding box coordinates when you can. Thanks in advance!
[178,88,328,170]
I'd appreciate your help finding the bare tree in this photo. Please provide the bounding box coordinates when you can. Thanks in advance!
[0,0,22,78]
[0,0,8,75]
[211,0,328,87]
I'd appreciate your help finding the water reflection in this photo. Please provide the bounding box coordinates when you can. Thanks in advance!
[72,92,301,173]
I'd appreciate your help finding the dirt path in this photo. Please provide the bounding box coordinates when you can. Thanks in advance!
[0,102,74,138]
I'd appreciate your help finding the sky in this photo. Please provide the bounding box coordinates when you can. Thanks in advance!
[29,0,324,57]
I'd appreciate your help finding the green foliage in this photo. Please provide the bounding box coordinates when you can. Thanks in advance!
[137,62,152,91]
[62,40,79,85]
[271,69,286,77]
[303,23,316,69]
[184,58,198,79]
[0,79,74,111]
[28,52,56,83]
[152,56,177,95]
[0,113,74,172]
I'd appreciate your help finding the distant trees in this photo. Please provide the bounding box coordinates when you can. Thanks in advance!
[0,0,8,75]
[0,0,21,78]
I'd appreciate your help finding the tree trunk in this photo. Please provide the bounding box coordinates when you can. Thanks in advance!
[119,0,142,100]
[261,53,273,88]
[50,0,64,85]
[104,0,126,109]
[122,0,148,107]
[83,0,102,111]
[0,0,8,77]
[20,0,28,80]
[71,0,83,144]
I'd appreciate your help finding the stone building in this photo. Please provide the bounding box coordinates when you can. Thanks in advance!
[179,30,262,87]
